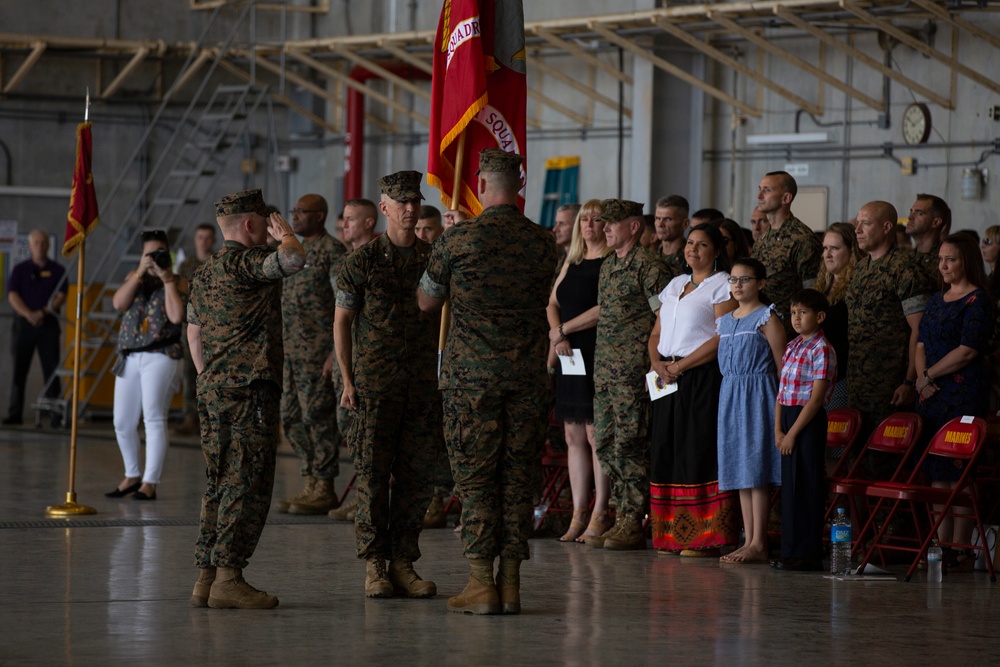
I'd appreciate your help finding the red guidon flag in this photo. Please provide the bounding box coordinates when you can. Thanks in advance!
[63,122,100,258]
[427,0,527,216]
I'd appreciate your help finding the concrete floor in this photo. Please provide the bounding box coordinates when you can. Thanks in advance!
[2,424,999,665]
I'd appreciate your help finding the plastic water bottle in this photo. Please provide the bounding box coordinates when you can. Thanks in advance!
[927,540,943,583]
[831,508,853,576]
[533,502,548,530]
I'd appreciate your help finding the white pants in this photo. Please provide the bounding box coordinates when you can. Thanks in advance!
[113,351,180,484]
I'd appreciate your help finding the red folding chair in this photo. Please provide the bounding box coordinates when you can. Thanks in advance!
[974,415,1000,525]
[825,408,863,479]
[823,412,922,526]
[855,416,995,582]
[534,444,572,531]
[770,408,864,530]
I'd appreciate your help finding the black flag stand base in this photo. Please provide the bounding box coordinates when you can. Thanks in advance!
[46,492,97,517]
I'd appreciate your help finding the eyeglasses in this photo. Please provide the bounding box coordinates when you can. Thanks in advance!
[727,276,755,285]
[290,208,322,215]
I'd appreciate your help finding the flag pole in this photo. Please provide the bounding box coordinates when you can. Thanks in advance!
[437,130,466,376]
[47,90,96,518]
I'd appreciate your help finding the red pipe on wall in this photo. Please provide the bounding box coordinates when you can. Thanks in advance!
[344,64,432,202]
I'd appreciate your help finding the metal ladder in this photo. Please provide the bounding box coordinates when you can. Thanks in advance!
[32,2,276,425]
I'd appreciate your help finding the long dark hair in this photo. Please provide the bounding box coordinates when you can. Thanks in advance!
[942,233,989,293]
[684,222,732,274]
[714,218,752,263]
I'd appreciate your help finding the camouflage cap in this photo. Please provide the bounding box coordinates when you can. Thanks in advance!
[215,189,267,217]
[596,199,643,223]
[476,148,524,174]
[377,170,425,202]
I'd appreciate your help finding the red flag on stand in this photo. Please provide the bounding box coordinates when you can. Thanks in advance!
[427,0,527,216]
[63,122,99,258]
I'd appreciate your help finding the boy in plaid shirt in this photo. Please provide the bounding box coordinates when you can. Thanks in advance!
[772,289,837,571]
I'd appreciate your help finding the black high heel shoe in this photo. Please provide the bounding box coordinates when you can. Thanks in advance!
[105,481,142,498]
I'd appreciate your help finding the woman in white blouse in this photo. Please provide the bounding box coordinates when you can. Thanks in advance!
[647,223,739,556]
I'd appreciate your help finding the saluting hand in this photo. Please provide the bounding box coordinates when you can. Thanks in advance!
[266,212,295,242]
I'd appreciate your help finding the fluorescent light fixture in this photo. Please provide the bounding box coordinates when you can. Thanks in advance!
[745,132,830,145]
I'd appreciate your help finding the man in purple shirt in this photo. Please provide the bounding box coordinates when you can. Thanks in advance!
[4,230,67,425]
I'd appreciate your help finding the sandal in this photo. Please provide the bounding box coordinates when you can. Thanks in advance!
[558,510,590,542]
[576,510,614,543]
[944,547,976,572]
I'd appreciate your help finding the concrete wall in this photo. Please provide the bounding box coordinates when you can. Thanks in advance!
[703,21,1000,231]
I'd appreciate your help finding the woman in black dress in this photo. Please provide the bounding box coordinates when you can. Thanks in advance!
[547,199,613,542]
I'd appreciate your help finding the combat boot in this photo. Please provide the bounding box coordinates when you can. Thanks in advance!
[422,496,447,529]
[448,558,501,615]
[207,567,279,609]
[388,558,437,598]
[496,558,521,615]
[584,513,622,549]
[288,478,338,515]
[328,496,357,521]
[276,476,314,514]
[603,512,647,551]
[365,558,394,598]
[189,566,216,607]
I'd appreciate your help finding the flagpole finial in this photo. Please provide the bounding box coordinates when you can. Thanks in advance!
[85,88,90,122]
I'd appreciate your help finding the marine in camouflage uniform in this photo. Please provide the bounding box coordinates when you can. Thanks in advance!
[174,224,216,435]
[846,245,931,432]
[913,242,942,290]
[590,199,672,550]
[278,194,348,515]
[419,148,557,615]
[752,214,822,339]
[187,189,305,609]
[335,170,443,599]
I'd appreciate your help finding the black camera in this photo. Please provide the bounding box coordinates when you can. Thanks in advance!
[149,248,172,269]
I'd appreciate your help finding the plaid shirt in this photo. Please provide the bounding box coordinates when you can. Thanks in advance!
[778,330,837,407]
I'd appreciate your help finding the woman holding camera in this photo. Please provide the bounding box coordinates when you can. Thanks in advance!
[106,230,188,500]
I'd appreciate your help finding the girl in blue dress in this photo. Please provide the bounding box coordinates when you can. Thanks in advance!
[717,258,787,564]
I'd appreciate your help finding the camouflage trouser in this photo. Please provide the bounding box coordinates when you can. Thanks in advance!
[331,373,354,459]
[430,445,454,499]
[281,356,339,481]
[442,387,549,561]
[195,379,280,569]
[180,325,198,417]
[593,384,651,516]
[350,391,443,561]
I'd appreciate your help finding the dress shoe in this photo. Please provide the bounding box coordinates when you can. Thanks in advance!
[105,481,142,498]
[133,490,157,501]
[770,558,824,572]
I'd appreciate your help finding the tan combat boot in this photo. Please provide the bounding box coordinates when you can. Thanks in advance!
[365,558,394,598]
[584,513,622,549]
[448,558,501,615]
[189,566,216,607]
[207,567,279,609]
[276,476,314,514]
[288,478,338,515]
[388,558,437,598]
[328,496,357,521]
[422,496,447,529]
[496,558,521,615]
[603,513,647,551]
